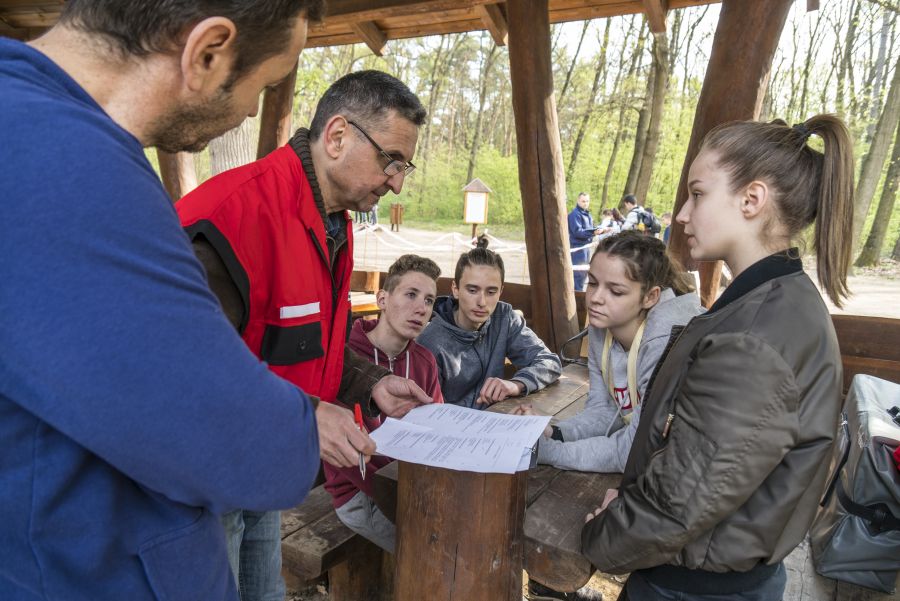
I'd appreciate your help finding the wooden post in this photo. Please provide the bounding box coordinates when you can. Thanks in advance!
[156,150,197,202]
[393,462,527,601]
[507,0,578,350]
[256,62,299,160]
[667,0,792,307]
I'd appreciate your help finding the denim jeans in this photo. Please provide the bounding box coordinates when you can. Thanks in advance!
[621,563,787,601]
[335,491,396,553]
[221,509,285,601]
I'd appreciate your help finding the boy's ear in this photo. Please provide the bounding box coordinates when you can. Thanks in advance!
[376,289,387,309]
[450,281,459,299]
[641,286,661,311]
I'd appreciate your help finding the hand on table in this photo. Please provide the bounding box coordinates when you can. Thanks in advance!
[372,374,432,418]
[315,402,376,468]
[476,377,525,407]
[585,488,619,523]
[511,403,553,437]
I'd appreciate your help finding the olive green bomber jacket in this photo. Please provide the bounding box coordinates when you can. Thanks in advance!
[581,270,843,574]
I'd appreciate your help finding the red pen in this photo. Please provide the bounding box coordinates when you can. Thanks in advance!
[353,404,367,479]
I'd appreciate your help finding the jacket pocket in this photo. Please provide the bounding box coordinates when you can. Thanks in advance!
[644,416,718,517]
[139,513,236,601]
[260,321,324,365]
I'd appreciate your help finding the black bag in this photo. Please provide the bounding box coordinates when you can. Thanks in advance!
[633,208,661,235]
[810,374,900,593]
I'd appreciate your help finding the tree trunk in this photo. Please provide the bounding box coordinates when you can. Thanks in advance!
[892,231,900,261]
[157,151,198,201]
[466,42,499,183]
[667,0,793,307]
[557,20,590,109]
[566,19,610,185]
[856,117,900,266]
[634,31,670,203]
[209,117,257,176]
[853,51,900,251]
[508,0,579,351]
[623,66,652,200]
[867,10,895,142]
[836,0,860,117]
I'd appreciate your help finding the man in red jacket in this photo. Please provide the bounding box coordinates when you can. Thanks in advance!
[177,71,430,601]
[338,254,446,551]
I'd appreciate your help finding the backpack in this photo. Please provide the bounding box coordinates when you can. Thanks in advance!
[632,208,661,235]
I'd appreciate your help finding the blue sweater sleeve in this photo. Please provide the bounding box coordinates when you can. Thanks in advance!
[0,116,319,514]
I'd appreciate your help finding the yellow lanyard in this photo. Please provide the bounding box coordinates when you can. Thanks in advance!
[600,319,646,424]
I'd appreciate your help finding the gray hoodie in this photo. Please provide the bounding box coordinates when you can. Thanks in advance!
[416,297,562,408]
[538,288,703,472]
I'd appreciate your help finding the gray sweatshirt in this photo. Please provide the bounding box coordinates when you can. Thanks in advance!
[538,288,703,472]
[416,297,562,408]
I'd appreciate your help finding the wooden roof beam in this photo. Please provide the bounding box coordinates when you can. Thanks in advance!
[475,3,508,46]
[642,0,668,33]
[350,20,387,56]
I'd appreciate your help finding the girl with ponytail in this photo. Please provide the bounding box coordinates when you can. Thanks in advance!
[582,115,854,601]
[515,231,702,474]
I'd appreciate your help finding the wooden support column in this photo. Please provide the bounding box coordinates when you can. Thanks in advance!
[667,0,792,307]
[257,62,299,159]
[393,462,527,601]
[156,150,197,202]
[507,0,578,351]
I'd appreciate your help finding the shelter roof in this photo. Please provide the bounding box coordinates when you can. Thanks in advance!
[1,1,719,49]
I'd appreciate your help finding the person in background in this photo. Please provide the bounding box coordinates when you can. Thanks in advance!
[417,247,562,409]
[661,212,673,244]
[568,192,601,291]
[620,193,645,231]
[1,1,333,600]
[177,70,432,601]
[597,208,621,240]
[582,115,854,601]
[337,254,446,552]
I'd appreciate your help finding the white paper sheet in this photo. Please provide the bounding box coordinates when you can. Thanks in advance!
[370,404,549,473]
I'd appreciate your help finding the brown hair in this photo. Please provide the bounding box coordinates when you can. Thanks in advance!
[383,255,441,292]
[699,114,854,307]
[454,248,505,285]
[592,231,695,296]
[60,0,325,85]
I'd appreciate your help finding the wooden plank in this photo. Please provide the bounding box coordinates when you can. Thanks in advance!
[832,315,900,362]
[349,20,387,56]
[667,0,793,284]
[256,62,298,159]
[280,485,336,539]
[840,356,900,391]
[328,539,392,601]
[642,0,668,33]
[476,2,508,46]
[525,471,620,591]
[281,516,365,580]
[508,0,579,353]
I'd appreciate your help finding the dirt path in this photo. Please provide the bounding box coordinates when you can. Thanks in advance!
[353,225,900,319]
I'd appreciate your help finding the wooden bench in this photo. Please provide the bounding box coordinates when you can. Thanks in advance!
[280,484,392,601]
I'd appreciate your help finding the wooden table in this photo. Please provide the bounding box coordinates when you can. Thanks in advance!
[373,364,621,598]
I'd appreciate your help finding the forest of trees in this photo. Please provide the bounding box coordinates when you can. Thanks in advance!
[173,0,900,266]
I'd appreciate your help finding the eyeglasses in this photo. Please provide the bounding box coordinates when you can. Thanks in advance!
[348,120,416,178]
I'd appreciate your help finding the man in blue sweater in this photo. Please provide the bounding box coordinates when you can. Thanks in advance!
[0,2,405,600]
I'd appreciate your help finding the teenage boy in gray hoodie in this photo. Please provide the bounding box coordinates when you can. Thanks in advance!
[417,247,562,408]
